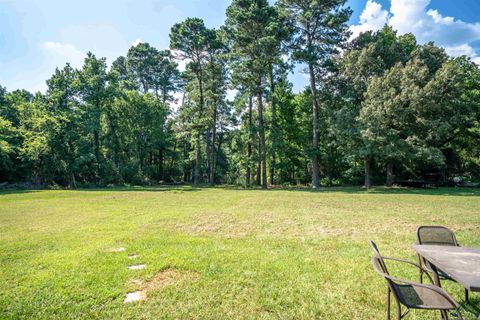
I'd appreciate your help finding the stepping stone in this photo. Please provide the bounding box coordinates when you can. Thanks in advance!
[128,254,139,259]
[128,264,146,270]
[110,247,126,253]
[124,291,143,303]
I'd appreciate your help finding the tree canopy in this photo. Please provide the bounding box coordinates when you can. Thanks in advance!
[1,4,480,189]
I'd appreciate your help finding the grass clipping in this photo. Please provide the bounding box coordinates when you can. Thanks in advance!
[127,268,198,302]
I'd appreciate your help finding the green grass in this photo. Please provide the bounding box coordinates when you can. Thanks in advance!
[1,186,479,319]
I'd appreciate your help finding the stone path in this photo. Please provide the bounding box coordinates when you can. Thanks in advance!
[128,264,146,270]
[108,245,146,303]
[124,291,143,303]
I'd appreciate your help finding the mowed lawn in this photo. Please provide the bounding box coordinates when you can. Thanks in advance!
[1,187,480,319]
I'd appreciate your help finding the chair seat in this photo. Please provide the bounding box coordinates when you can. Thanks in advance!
[395,283,456,310]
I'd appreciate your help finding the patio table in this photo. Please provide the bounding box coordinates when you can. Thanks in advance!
[412,244,480,292]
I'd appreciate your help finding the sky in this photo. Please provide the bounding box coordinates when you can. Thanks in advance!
[1,0,480,94]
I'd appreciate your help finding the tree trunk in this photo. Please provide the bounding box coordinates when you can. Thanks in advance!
[71,173,77,189]
[246,163,251,187]
[162,88,167,105]
[193,135,200,186]
[386,161,394,187]
[159,148,164,181]
[183,140,188,183]
[193,67,205,187]
[214,130,223,185]
[256,146,261,186]
[209,101,217,186]
[308,63,320,188]
[93,129,101,182]
[270,154,276,186]
[205,127,211,181]
[246,96,253,187]
[168,141,177,181]
[257,90,267,189]
[364,156,372,189]
[269,65,276,186]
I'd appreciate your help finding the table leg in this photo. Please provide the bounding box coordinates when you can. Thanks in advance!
[430,264,442,288]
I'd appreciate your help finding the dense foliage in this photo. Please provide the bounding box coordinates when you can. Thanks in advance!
[1,1,479,188]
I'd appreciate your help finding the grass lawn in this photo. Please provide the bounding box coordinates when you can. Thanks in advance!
[1,186,480,319]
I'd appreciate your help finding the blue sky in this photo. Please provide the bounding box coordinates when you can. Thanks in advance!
[1,0,480,93]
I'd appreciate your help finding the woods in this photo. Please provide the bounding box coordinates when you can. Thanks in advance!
[1,1,479,189]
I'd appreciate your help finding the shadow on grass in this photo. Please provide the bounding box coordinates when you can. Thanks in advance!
[0,185,201,195]
[462,297,480,318]
[0,189,42,196]
[217,185,480,197]
[1,184,479,197]
[71,185,203,193]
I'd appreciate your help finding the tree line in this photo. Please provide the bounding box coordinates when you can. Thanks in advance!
[1,0,479,189]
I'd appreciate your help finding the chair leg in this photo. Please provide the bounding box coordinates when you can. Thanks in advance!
[418,256,423,284]
[386,287,391,320]
[465,288,469,302]
[440,309,449,320]
[396,299,402,320]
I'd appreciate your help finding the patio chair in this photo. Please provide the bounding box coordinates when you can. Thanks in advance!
[416,226,469,301]
[370,241,463,320]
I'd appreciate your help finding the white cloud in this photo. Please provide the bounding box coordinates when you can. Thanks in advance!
[388,0,430,35]
[58,23,131,66]
[350,0,480,65]
[444,44,480,65]
[170,49,188,72]
[350,0,389,39]
[131,38,143,47]
[43,41,85,68]
[1,41,86,93]
[427,9,454,25]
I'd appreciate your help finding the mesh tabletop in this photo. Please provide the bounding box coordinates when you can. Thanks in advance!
[412,245,480,292]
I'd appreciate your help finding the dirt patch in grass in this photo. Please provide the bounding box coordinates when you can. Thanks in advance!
[144,268,198,291]
[169,213,348,239]
[126,268,199,303]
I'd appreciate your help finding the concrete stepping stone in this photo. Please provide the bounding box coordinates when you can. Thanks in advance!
[128,254,139,259]
[128,264,146,270]
[109,247,126,253]
[124,291,144,303]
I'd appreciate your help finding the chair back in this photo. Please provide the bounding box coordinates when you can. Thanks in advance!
[371,255,399,300]
[416,226,458,246]
[369,240,389,274]
[370,242,404,307]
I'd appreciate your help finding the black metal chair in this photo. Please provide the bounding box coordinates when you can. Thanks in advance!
[416,226,469,301]
[370,241,463,320]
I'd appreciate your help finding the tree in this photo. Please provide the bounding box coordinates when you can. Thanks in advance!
[0,117,17,181]
[126,42,157,93]
[272,76,304,184]
[152,50,182,104]
[358,59,430,186]
[111,56,138,91]
[358,48,475,186]
[170,18,215,185]
[337,26,417,187]
[75,52,113,181]
[202,29,229,185]
[44,64,79,186]
[278,0,351,188]
[225,0,281,189]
